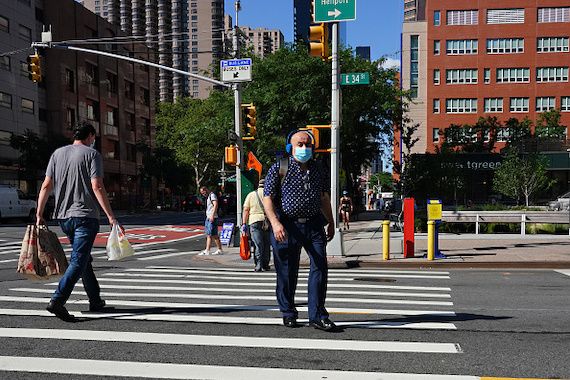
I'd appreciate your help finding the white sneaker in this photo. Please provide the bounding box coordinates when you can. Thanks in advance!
[211,249,223,255]
[198,250,210,256]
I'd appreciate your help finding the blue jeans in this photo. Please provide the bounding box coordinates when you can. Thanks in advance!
[52,217,102,306]
[271,215,328,322]
[250,221,270,268]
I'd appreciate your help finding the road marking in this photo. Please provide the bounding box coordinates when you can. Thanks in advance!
[554,270,570,277]
[0,308,457,330]
[0,248,20,255]
[0,356,479,379]
[92,277,453,292]
[0,328,462,353]
[144,266,451,275]
[0,258,17,264]
[137,251,197,261]
[10,288,454,306]
[0,296,456,316]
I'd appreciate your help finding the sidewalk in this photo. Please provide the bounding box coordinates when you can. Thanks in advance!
[199,212,570,269]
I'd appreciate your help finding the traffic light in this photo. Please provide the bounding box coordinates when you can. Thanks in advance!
[309,23,329,60]
[26,53,42,83]
[225,144,238,166]
[303,125,331,153]
[241,103,257,141]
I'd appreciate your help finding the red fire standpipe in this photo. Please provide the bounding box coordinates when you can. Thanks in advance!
[403,197,415,258]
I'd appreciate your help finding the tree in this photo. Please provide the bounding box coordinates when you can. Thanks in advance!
[442,117,500,153]
[493,148,555,206]
[534,109,566,139]
[369,172,394,192]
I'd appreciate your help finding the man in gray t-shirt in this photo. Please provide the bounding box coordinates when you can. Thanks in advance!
[36,122,119,322]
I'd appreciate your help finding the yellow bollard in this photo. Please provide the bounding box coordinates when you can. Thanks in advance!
[382,220,390,260]
[427,220,435,261]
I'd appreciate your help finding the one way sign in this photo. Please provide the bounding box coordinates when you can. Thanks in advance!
[221,58,252,83]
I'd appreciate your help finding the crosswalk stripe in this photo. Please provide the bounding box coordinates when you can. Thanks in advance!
[93,277,453,292]
[137,251,197,261]
[0,258,17,264]
[0,296,456,316]
[10,288,454,306]
[0,248,20,255]
[0,356,480,379]
[555,270,570,277]
[0,308,457,330]
[0,328,462,353]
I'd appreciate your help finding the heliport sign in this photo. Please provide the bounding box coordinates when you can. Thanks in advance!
[313,0,356,23]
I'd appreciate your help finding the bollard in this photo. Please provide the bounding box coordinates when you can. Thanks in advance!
[427,220,435,261]
[382,220,390,260]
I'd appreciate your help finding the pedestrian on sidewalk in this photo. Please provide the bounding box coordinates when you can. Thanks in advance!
[263,130,337,332]
[339,190,353,231]
[199,186,223,256]
[35,121,120,322]
[242,179,271,272]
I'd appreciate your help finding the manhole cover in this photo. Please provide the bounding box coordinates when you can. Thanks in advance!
[353,277,396,283]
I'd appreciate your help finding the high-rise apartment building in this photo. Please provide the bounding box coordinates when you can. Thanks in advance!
[400,1,570,157]
[81,0,224,101]
[223,15,284,59]
[293,0,347,46]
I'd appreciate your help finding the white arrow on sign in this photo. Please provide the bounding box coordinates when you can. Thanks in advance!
[328,8,342,18]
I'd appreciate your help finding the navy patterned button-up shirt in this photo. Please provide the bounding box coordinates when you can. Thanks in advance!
[264,157,326,218]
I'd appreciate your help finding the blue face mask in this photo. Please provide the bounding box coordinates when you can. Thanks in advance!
[293,146,312,163]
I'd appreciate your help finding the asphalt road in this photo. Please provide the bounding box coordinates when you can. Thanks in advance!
[0,212,568,379]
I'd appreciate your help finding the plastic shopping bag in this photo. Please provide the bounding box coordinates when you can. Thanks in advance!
[239,233,251,261]
[106,224,134,261]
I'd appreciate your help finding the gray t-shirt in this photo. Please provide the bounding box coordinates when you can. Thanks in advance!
[46,144,103,220]
[206,192,218,219]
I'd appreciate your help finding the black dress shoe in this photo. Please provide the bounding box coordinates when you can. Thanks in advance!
[309,318,337,331]
[89,299,106,312]
[46,300,76,322]
[262,266,271,271]
[283,316,298,328]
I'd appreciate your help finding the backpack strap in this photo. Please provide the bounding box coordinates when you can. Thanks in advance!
[278,157,289,187]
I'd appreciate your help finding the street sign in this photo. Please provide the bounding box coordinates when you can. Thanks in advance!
[220,58,252,82]
[341,72,369,85]
[220,223,235,246]
[314,0,356,23]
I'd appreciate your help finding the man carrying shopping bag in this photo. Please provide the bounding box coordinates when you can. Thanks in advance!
[35,121,121,322]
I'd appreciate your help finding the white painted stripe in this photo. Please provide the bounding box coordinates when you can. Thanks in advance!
[57,283,452,299]
[0,248,20,255]
[0,258,17,264]
[0,241,20,247]
[0,296,456,316]
[0,328,461,353]
[11,288,454,306]
[0,308,457,330]
[137,251,196,261]
[0,356,478,379]
[94,277,453,292]
[555,269,570,277]
[133,248,177,255]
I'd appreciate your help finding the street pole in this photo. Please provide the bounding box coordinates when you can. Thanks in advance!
[234,0,243,243]
[328,21,344,256]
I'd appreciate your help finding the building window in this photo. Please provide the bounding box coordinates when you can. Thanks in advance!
[510,97,529,112]
[20,61,28,76]
[193,92,199,97]
[447,10,478,25]
[434,11,441,26]
[538,8,570,23]
[21,98,34,114]
[107,107,118,126]
[0,15,9,33]
[496,68,530,83]
[85,62,99,85]
[433,69,440,85]
[125,80,134,100]
[410,35,419,98]
[484,98,504,113]
[487,9,525,24]
[434,40,440,55]
[106,71,118,94]
[87,101,99,121]
[141,87,150,106]
[66,107,76,126]
[496,128,511,142]
[18,24,31,42]
[0,55,9,71]
[446,39,478,55]
[536,97,556,112]
[433,128,440,143]
[433,99,440,113]
[0,91,12,108]
[65,68,75,92]
[536,67,569,82]
[537,37,569,52]
[562,97,570,111]
[126,112,135,131]
[486,38,524,54]
[446,69,478,84]
[446,98,477,113]
[484,68,491,83]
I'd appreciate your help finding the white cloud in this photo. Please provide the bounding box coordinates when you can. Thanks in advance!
[381,57,400,70]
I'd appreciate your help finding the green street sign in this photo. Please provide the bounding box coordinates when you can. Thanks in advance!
[314,0,356,23]
[341,72,370,86]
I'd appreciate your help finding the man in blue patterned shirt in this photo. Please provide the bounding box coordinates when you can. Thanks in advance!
[263,130,336,331]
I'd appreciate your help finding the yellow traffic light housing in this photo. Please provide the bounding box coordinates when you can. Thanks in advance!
[27,53,42,83]
[225,144,238,166]
[303,125,331,153]
[309,23,329,60]
[241,103,257,141]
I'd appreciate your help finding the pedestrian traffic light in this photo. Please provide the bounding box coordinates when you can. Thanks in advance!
[303,125,331,153]
[241,103,257,141]
[225,144,238,166]
[26,53,42,83]
[309,23,329,60]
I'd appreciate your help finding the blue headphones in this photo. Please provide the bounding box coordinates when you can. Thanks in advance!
[285,129,316,154]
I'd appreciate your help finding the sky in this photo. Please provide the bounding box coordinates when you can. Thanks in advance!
[224,0,404,67]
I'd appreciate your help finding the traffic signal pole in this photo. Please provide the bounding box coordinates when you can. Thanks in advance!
[233,0,243,244]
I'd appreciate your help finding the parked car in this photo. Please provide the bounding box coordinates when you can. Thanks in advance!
[182,195,203,212]
[0,185,37,222]
[548,191,570,211]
